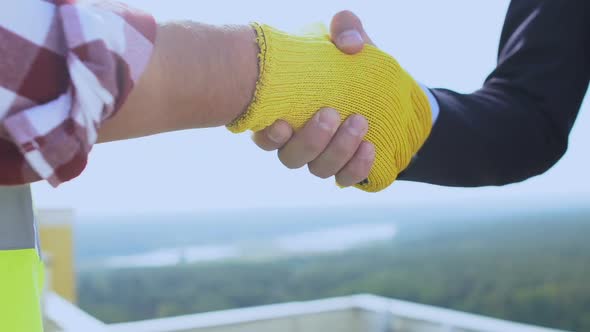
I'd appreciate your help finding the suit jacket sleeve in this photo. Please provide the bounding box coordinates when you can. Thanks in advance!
[399,0,590,187]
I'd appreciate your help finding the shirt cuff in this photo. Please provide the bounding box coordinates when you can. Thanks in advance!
[419,83,440,124]
[2,1,156,187]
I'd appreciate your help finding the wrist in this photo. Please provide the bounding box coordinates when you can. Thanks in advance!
[157,22,258,128]
[221,25,260,126]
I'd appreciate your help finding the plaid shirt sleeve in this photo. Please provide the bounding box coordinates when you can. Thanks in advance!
[0,0,156,186]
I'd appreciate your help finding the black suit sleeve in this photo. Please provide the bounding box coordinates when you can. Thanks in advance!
[398,0,590,187]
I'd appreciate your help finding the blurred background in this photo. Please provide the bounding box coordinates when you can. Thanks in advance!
[35,1,590,331]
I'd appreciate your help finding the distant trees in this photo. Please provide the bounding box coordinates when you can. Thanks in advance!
[78,212,590,331]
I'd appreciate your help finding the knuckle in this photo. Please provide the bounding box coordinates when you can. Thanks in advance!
[302,138,326,154]
[335,173,352,187]
[253,131,279,151]
[331,141,353,157]
[358,168,372,181]
[357,159,372,178]
[284,161,303,170]
[347,164,368,183]
[308,163,332,179]
[346,170,363,184]
[278,151,303,170]
[258,142,277,151]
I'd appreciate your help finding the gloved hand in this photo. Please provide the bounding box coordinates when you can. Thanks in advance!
[229,20,432,192]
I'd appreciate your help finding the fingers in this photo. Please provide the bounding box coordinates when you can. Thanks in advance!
[278,108,340,169]
[330,10,375,54]
[308,115,368,179]
[252,120,293,151]
[253,109,375,189]
[336,141,376,187]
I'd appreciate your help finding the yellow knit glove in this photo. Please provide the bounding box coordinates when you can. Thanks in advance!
[228,23,432,192]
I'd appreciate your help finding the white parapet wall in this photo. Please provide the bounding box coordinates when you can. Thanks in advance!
[44,292,107,332]
[44,289,571,332]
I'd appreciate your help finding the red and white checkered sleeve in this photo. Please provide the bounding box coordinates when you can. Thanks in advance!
[0,0,156,186]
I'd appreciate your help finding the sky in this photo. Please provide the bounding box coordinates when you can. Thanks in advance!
[31,0,590,215]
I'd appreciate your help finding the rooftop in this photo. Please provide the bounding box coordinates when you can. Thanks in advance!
[45,292,568,332]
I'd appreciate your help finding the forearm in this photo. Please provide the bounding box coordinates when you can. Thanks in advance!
[401,1,590,187]
[98,22,258,142]
[399,87,568,187]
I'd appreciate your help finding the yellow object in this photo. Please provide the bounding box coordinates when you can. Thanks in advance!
[0,249,45,332]
[39,209,76,303]
[228,23,432,192]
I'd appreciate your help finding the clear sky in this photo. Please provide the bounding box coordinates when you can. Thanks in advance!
[31,0,590,215]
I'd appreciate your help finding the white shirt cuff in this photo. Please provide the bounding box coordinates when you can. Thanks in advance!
[419,84,440,124]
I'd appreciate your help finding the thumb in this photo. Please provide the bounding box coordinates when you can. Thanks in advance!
[330,10,375,55]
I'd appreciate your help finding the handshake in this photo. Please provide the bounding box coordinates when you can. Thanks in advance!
[231,11,432,192]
